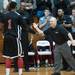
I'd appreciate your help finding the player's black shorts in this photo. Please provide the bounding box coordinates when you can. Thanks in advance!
[3,34,18,59]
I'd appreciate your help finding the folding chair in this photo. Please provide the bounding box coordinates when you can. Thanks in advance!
[36,40,52,69]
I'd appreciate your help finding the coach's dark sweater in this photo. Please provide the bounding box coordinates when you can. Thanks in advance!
[44,25,69,45]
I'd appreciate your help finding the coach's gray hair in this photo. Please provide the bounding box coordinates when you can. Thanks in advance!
[49,17,57,22]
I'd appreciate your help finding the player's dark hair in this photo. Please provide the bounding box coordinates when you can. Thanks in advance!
[8,1,17,11]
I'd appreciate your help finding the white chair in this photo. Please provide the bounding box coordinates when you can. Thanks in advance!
[36,40,52,69]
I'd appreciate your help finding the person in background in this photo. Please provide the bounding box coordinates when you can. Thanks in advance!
[53,0,70,16]
[70,8,75,33]
[56,8,72,71]
[0,12,4,32]
[57,9,72,32]
[70,8,75,59]
[18,2,34,72]
[69,0,75,10]
[39,7,53,31]
[13,1,35,72]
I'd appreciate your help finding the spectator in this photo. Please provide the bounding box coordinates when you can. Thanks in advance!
[53,0,70,15]
[36,0,52,11]
[70,8,75,32]
[69,0,75,9]
[0,12,4,31]
[56,9,73,71]
[70,8,75,59]
[57,9,72,32]
[17,2,35,72]
[39,8,53,31]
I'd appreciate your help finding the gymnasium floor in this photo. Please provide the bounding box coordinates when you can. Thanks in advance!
[0,64,75,75]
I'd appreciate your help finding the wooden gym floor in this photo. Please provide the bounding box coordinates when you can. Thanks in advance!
[0,64,75,75]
